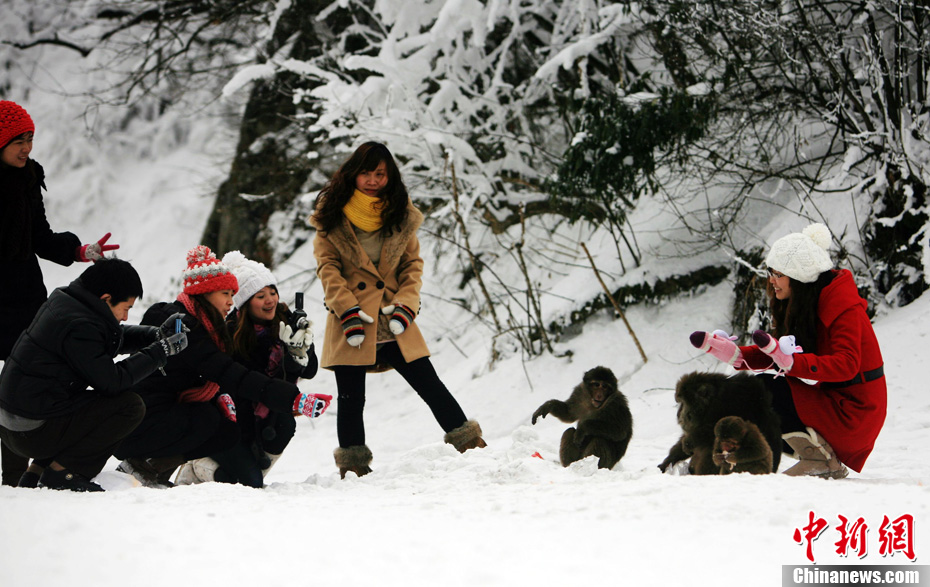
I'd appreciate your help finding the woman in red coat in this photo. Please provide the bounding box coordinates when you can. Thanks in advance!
[693,223,886,478]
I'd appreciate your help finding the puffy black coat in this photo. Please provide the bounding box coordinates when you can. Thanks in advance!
[0,160,81,358]
[133,301,301,413]
[0,278,166,420]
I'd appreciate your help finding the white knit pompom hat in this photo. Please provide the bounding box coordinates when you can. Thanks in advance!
[765,223,834,283]
[221,250,277,310]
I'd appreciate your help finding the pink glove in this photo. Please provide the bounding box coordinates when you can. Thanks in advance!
[690,330,746,368]
[216,393,237,422]
[293,393,332,419]
[77,232,120,262]
[752,330,801,372]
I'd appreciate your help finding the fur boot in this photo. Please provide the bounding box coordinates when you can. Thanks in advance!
[334,445,373,479]
[782,427,849,479]
[443,420,488,453]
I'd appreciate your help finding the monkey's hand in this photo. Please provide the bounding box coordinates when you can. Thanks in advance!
[712,451,729,466]
[531,401,554,424]
[573,423,591,446]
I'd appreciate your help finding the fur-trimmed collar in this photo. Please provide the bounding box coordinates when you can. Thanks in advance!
[313,201,423,276]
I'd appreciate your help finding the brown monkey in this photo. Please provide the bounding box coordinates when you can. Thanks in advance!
[712,416,773,475]
[658,372,781,475]
[531,366,633,469]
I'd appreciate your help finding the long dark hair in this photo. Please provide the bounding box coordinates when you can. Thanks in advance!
[768,271,835,353]
[190,293,234,350]
[229,297,288,361]
[0,155,42,261]
[311,142,409,235]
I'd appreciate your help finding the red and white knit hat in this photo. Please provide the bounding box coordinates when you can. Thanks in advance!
[0,101,35,149]
[182,245,239,295]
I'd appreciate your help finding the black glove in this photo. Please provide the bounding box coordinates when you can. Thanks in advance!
[156,312,189,340]
[159,331,189,356]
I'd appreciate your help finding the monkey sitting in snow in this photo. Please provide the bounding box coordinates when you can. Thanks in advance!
[531,366,633,469]
[712,416,773,475]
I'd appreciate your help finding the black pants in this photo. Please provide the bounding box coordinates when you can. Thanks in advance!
[211,410,296,488]
[115,390,239,461]
[332,342,467,447]
[1,440,29,486]
[0,392,145,480]
[758,373,807,453]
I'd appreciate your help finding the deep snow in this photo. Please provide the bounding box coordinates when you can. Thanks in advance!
[1,40,928,587]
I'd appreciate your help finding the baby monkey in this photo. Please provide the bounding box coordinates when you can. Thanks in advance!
[712,416,773,475]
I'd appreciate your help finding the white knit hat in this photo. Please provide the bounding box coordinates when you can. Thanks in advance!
[765,223,834,283]
[221,250,277,309]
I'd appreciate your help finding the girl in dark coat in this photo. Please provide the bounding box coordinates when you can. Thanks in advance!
[179,251,321,487]
[0,100,119,486]
[115,246,330,487]
[692,223,886,478]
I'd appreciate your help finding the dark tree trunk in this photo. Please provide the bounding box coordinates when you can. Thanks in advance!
[202,0,334,267]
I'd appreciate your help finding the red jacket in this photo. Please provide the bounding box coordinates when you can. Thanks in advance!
[740,269,886,472]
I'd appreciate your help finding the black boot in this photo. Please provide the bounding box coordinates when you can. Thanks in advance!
[17,470,40,488]
[38,468,104,492]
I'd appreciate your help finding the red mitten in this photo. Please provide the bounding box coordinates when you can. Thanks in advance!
[293,393,333,419]
[216,393,237,422]
[77,232,120,262]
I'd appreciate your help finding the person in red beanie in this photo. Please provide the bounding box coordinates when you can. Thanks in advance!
[0,100,120,487]
[113,246,330,488]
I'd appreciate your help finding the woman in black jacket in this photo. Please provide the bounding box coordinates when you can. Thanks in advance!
[0,259,187,491]
[115,246,330,487]
[0,100,119,486]
[174,251,321,487]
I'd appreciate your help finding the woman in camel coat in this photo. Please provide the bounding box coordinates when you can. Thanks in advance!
[311,142,486,478]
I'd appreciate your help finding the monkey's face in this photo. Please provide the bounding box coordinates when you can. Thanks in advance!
[717,438,740,453]
[588,379,609,408]
[582,366,618,409]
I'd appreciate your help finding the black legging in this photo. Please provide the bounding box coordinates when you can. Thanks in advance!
[332,342,467,447]
[758,373,807,453]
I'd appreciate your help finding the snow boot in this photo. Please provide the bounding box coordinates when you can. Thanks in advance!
[782,428,849,479]
[38,467,104,492]
[443,420,487,453]
[334,445,373,479]
[173,457,220,485]
[17,470,40,488]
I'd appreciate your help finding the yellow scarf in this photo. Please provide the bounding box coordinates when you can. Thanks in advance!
[344,189,386,232]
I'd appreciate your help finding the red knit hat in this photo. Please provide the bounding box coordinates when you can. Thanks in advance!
[0,101,35,149]
[182,245,239,295]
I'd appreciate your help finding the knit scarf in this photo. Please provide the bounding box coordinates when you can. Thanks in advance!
[176,292,224,403]
[343,189,385,232]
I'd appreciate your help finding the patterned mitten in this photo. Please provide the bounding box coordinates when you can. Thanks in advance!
[381,303,416,335]
[278,322,311,366]
[216,393,237,422]
[293,393,333,419]
[689,330,746,368]
[340,306,374,347]
[752,330,800,372]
